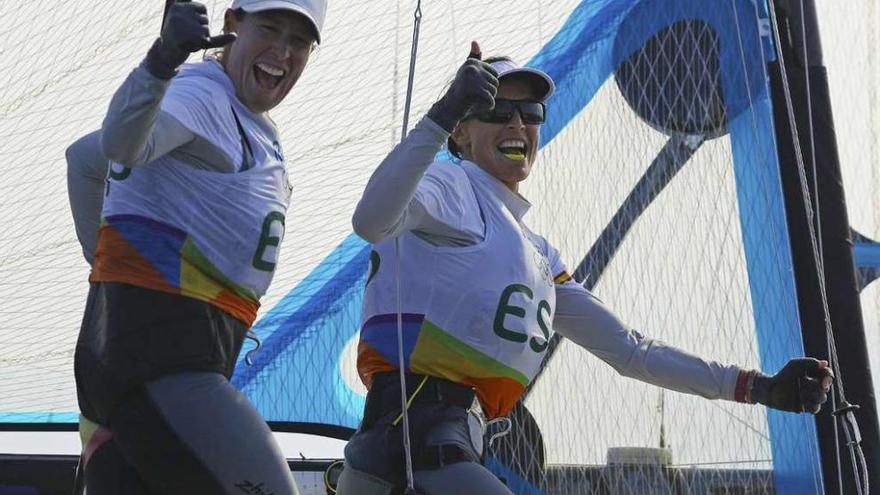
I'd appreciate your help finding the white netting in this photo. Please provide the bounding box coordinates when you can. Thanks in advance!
[1,1,876,494]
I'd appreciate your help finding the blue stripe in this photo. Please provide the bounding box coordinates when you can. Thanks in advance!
[529,0,639,148]
[855,241,880,268]
[233,235,369,384]
[360,314,424,369]
[530,0,770,149]
[106,214,185,285]
[0,412,79,423]
[231,234,370,428]
[714,3,824,492]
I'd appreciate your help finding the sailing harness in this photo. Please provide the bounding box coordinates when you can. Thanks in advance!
[365,373,480,465]
[766,1,870,494]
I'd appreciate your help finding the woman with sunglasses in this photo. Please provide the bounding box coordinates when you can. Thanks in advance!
[339,42,833,495]
[65,0,326,493]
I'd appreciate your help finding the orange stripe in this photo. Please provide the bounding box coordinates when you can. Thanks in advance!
[210,288,260,326]
[91,226,259,325]
[461,375,525,419]
[92,272,258,326]
[91,226,177,293]
[357,342,396,390]
[357,339,527,418]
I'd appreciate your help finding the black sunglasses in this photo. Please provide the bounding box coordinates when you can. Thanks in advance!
[469,99,546,125]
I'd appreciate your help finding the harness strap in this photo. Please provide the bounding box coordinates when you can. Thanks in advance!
[413,444,480,471]
[363,372,476,430]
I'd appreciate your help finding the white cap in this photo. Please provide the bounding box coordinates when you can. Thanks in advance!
[231,0,327,43]
[489,59,555,102]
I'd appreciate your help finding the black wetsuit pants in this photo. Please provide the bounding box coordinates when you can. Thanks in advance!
[74,282,299,495]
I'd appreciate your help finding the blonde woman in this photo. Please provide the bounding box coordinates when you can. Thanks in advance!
[66,0,325,493]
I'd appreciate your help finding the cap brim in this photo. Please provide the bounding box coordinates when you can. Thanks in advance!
[498,67,555,102]
[236,1,321,43]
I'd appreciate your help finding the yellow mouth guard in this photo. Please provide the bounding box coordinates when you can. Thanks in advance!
[501,151,526,161]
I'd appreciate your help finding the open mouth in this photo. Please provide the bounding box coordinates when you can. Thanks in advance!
[497,139,528,161]
[253,62,286,90]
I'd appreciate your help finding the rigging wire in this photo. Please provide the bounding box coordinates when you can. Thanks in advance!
[394,1,424,493]
[400,1,423,142]
[728,6,829,490]
[796,2,867,492]
[794,2,870,492]
[789,1,845,489]
[766,1,869,493]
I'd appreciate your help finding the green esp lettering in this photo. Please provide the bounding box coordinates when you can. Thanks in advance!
[493,284,532,343]
[530,299,552,352]
[252,211,286,271]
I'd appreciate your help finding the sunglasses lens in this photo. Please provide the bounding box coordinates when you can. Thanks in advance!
[477,100,515,123]
[519,102,545,124]
[472,100,545,124]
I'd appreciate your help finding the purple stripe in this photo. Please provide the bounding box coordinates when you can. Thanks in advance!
[105,214,187,240]
[361,313,425,369]
[103,214,187,285]
[363,313,425,325]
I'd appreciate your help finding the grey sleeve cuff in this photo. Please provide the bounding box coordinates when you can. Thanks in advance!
[420,115,452,137]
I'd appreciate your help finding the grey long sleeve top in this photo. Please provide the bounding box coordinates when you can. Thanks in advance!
[351,116,743,401]
[66,61,242,263]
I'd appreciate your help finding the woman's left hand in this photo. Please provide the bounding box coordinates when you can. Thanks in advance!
[146,0,237,79]
[426,41,499,132]
[750,358,834,413]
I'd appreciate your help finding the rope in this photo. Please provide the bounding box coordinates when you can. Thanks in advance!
[766,2,869,493]
[392,376,429,426]
[395,2,424,493]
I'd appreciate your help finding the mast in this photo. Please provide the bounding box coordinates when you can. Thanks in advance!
[769,1,880,493]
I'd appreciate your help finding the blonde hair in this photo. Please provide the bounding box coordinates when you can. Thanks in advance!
[203,8,247,65]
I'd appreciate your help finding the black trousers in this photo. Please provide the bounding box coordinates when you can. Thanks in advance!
[72,283,301,495]
[74,281,247,425]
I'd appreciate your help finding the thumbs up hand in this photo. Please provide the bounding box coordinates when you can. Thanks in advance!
[427,41,499,132]
[147,0,237,79]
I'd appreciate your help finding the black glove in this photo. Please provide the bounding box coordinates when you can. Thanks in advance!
[426,41,499,132]
[750,358,834,413]
[146,0,237,79]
